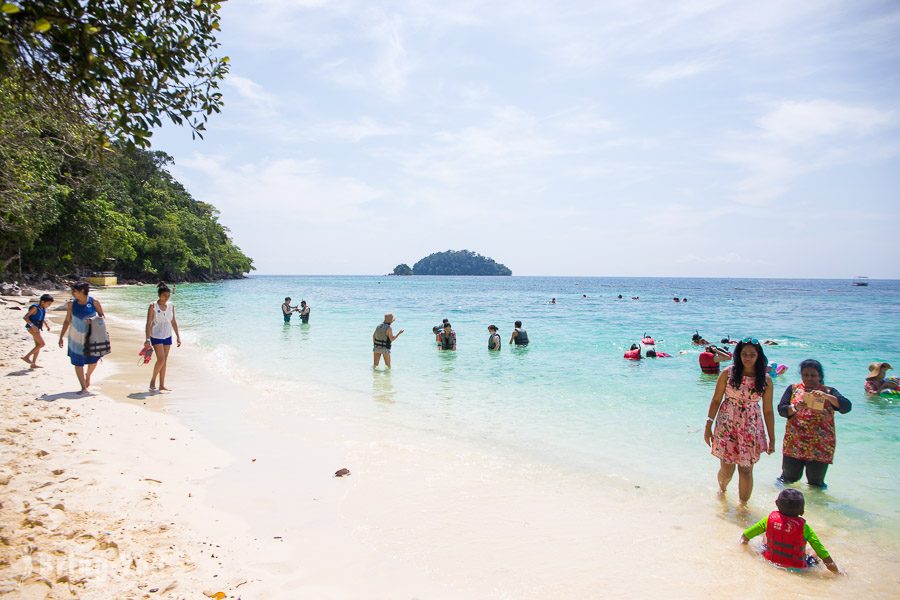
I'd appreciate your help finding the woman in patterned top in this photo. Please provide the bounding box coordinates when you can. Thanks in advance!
[778,359,851,488]
[704,338,775,504]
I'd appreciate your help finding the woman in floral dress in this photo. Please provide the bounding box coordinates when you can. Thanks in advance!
[703,339,775,503]
[778,359,851,488]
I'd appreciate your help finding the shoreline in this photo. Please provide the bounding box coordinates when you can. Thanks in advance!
[1,291,896,597]
[0,295,250,598]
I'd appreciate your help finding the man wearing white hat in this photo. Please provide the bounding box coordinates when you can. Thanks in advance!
[372,313,404,369]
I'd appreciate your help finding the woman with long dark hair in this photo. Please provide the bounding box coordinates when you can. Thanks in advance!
[703,338,775,503]
[778,359,851,488]
[144,283,181,392]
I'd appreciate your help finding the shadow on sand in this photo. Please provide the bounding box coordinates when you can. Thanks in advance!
[127,391,159,401]
[37,391,93,402]
[6,369,34,377]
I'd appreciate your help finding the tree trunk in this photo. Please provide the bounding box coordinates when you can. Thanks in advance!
[1,252,19,274]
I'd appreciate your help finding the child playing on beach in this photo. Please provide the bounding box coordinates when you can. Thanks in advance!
[741,489,840,574]
[22,294,53,369]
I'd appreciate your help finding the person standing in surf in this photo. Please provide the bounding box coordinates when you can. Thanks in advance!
[144,283,181,392]
[703,338,775,504]
[509,320,529,346]
[778,359,851,488]
[299,300,311,324]
[58,282,106,394]
[282,297,297,323]
[373,313,404,368]
[487,325,502,351]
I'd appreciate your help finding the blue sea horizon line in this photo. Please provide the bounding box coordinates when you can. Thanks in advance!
[242,273,900,282]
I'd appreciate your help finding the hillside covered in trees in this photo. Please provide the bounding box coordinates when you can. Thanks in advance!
[401,250,512,276]
[0,0,251,281]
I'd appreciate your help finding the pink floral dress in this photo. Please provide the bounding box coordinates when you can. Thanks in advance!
[711,368,769,467]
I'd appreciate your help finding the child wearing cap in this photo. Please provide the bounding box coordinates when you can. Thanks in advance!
[741,489,840,574]
[864,362,898,395]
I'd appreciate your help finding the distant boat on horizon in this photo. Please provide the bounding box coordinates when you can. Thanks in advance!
[853,276,869,287]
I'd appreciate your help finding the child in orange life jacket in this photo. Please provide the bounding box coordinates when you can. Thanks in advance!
[741,489,839,574]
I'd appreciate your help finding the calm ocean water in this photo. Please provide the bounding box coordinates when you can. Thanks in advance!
[104,276,900,543]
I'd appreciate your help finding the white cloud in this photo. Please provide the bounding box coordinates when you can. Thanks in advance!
[225,74,278,117]
[719,99,898,205]
[178,154,383,225]
[638,59,718,86]
[757,100,893,145]
[305,117,409,143]
[369,11,413,98]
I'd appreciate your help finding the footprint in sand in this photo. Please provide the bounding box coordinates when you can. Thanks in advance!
[52,469,64,476]
[96,539,120,559]
[21,517,45,528]
[36,450,49,458]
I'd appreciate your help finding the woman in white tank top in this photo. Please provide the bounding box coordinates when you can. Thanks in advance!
[144,283,181,392]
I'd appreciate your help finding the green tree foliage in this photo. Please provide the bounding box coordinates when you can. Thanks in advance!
[412,250,512,276]
[21,144,253,280]
[0,0,229,146]
[0,4,248,281]
[391,263,412,276]
[0,72,82,269]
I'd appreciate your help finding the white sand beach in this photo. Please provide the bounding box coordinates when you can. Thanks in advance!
[1,291,895,599]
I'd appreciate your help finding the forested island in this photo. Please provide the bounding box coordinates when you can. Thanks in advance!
[0,1,252,282]
[392,250,512,276]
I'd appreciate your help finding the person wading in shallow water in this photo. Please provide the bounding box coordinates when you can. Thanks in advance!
[299,300,311,324]
[704,338,775,504]
[509,320,529,346]
[282,297,298,323]
[439,322,457,351]
[778,359,851,488]
[487,325,501,351]
[372,313,404,368]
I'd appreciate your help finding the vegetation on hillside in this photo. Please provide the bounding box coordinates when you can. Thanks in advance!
[391,263,413,276]
[0,0,251,280]
[411,250,512,276]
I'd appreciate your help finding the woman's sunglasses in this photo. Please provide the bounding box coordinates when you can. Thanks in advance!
[741,337,759,345]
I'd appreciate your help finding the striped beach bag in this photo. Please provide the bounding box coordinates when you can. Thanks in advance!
[85,316,112,358]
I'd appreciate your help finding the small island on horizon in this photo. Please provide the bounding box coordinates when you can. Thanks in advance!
[392,250,512,276]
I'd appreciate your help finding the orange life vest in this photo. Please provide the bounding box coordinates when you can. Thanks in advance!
[763,511,807,568]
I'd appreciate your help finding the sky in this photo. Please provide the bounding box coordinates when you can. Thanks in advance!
[151,0,900,278]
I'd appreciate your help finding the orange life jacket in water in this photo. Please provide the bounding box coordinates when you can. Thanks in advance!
[624,349,640,360]
[763,511,807,568]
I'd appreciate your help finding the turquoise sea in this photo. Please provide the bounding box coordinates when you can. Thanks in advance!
[104,276,900,548]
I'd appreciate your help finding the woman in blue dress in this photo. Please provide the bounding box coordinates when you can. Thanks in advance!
[58,282,107,394]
